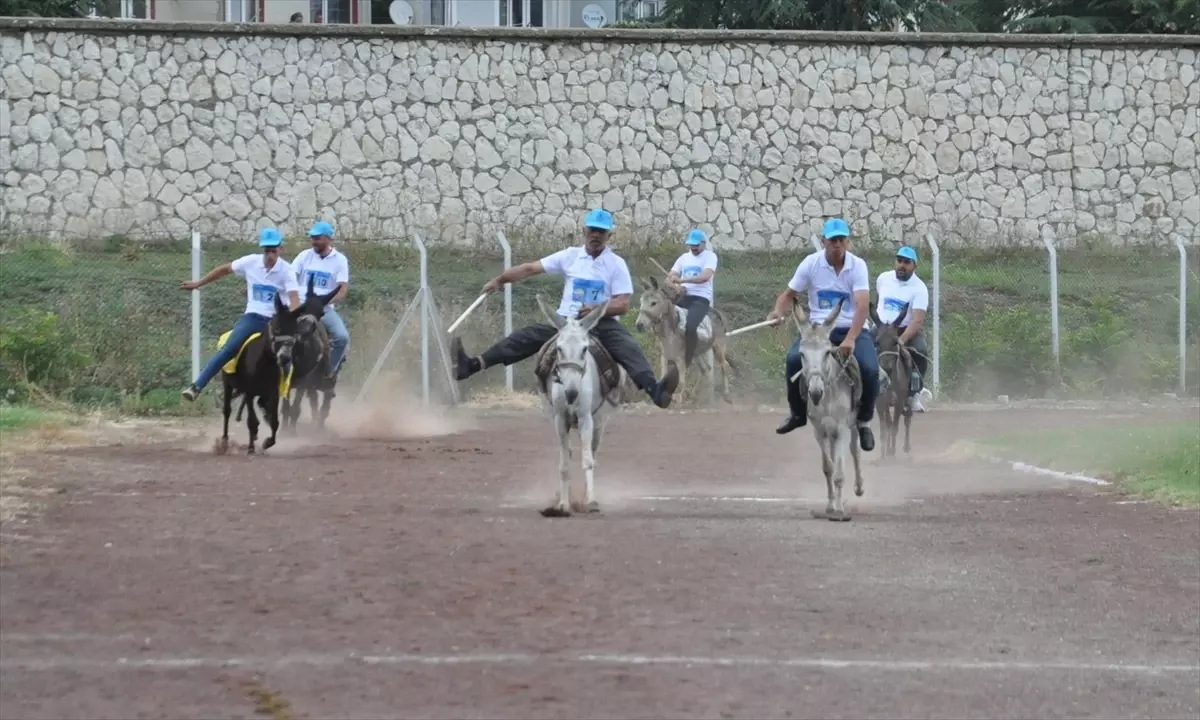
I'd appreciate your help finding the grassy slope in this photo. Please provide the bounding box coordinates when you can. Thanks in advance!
[980,421,1200,506]
[1,238,1197,407]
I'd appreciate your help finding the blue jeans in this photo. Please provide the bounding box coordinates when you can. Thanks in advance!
[321,306,350,372]
[193,313,270,391]
[784,327,879,424]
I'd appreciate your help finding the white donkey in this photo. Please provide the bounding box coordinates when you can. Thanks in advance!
[789,297,866,522]
[532,294,625,518]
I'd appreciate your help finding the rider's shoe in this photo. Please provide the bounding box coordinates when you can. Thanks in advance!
[775,414,807,434]
[452,338,481,381]
[649,362,680,409]
[181,385,199,402]
[857,423,876,451]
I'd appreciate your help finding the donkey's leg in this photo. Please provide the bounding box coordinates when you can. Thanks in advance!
[541,411,573,518]
[714,341,734,404]
[829,428,852,521]
[812,430,836,519]
[318,388,334,429]
[579,411,600,514]
[902,405,913,454]
[218,383,233,455]
[245,395,260,455]
[263,393,280,451]
[852,428,865,497]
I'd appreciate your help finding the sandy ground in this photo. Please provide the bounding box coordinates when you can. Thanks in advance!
[1,393,1197,719]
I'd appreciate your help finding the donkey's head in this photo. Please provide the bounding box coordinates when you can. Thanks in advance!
[794,296,846,407]
[270,275,334,369]
[536,293,609,406]
[869,301,909,379]
[634,276,673,334]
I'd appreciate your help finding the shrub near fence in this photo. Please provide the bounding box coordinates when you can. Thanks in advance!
[1,232,1197,412]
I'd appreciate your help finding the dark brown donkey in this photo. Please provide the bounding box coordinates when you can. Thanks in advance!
[869,301,917,458]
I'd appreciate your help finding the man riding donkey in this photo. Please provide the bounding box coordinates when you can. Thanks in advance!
[666,228,719,368]
[291,221,351,379]
[452,208,680,409]
[873,245,932,413]
[768,217,880,452]
[179,227,301,402]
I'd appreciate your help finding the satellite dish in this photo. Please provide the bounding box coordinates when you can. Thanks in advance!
[388,0,414,24]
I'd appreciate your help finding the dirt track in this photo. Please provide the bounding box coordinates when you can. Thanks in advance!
[2,401,1198,719]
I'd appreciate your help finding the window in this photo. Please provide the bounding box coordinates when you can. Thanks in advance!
[310,0,355,23]
[88,0,152,19]
[430,0,446,25]
[617,0,662,21]
[500,0,543,26]
[224,0,257,22]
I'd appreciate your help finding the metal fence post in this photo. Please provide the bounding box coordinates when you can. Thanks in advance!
[496,231,513,392]
[415,233,430,406]
[926,232,940,398]
[1175,235,1189,395]
[1042,236,1060,364]
[191,230,201,381]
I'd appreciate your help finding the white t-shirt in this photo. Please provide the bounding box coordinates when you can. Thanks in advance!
[541,246,634,319]
[787,251,870,328]
[292,247,350,308]
[874,271,929,328]
[231,254,301,318]
[671,249,719,302]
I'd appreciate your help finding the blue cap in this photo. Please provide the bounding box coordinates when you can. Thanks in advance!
[584,208,614,231]
[896,246,919,263]
[309,221,335,238]
[685,228,707,246]
[258,227,283,248]
[822,218,851,239]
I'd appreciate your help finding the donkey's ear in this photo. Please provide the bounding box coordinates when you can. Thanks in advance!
[647,276,659,291]
[535,293,565,329]
[868,301,882,328]
[306,272,315,296]
[825,298,846,328]
[893,302,909,328]
[580,298,610,332]
[274,291,286,314]
[319,287,337,309]
[789,295,807,329]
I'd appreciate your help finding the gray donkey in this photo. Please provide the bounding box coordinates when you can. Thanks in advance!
[634,275,737,404]
[870,301,917,458]
[789,297,865,522]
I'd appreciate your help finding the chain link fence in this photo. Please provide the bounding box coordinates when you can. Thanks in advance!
[1,231,1196,413]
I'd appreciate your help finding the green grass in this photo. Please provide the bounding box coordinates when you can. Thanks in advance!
[1,234,1197,409]
[0,405,79,434]
[980,422,1200,506]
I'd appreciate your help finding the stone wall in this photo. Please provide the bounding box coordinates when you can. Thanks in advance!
[1,19,1198,247]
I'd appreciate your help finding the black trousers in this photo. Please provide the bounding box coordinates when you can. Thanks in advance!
[480,317,658,391]
[674,294,710,365]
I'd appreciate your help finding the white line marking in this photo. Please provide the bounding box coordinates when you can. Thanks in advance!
[0,651,1195,675]
[1009,461,1111,486]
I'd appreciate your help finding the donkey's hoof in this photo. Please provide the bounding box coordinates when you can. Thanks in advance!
[587,501,601,514]
[263,437,276,450]
[855,487,865,497]
[213,437,230,455]
[827,511,852,522]
[540,506,571,518]
[246,445,256,455]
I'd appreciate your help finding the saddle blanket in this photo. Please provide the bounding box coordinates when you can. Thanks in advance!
[533,335,624,404]
[217,330,294,396]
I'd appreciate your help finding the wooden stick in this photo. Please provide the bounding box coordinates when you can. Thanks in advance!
[726,318,783,338]
[447,293,488,334]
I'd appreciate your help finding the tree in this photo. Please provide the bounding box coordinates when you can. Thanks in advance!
[955,0,1200,33]
[0,0,87,16]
